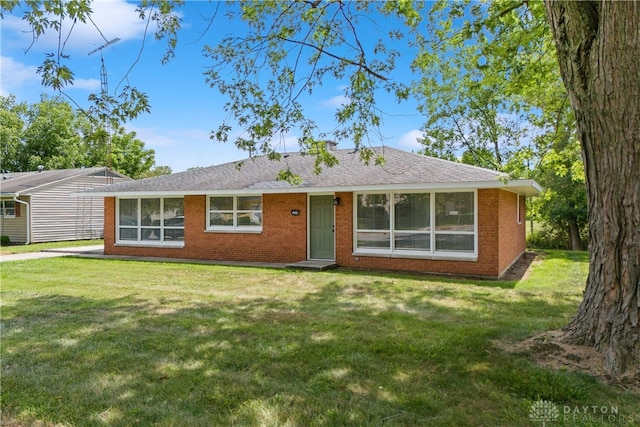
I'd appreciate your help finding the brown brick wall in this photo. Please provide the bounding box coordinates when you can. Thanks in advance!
[497,192,526,276]
[104,189,525,278]
[104,194,308,263]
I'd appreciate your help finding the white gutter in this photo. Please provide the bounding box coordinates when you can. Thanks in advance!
[77,179,544,198]
[13,196,30,245]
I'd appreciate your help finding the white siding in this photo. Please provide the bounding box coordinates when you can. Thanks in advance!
[29,175,127,243]
[0,197,28,243]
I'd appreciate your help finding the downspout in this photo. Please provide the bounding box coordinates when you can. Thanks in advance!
[13,196,30,245]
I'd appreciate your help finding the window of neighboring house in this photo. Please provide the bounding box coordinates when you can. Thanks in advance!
[207,195,262,231]
[0,201,16,218]
[355,191,476,256]
[117,197,184,244]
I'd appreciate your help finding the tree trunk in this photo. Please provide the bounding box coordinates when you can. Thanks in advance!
[544,1,639,374]
[567,217,583,251]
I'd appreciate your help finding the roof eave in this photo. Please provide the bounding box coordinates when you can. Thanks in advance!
[6,167,122,196]
[76,179,542,198]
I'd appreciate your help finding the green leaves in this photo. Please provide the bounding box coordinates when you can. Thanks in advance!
[37,55,75,91]
[414,0,569,179]
[202,0,410,168]
[0,95,160,178]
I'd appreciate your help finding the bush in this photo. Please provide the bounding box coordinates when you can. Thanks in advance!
[1,235,11,246]
[526,226,569,250]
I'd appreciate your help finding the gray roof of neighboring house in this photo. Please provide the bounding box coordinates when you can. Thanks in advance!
[83,147,542,196]
[1,167,129,196]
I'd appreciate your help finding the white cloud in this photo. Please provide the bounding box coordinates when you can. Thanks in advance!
[127,125,180,148]
[0,56,39,96]
[68,77,101,91]
[2,0,154,53]
[321,95,350,108]
[396,129,424,151]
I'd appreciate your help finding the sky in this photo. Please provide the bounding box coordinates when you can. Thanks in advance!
[1,0,427,172]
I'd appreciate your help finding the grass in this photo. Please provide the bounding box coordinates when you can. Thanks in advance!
[0,239,103,254]
[1,251,638,426]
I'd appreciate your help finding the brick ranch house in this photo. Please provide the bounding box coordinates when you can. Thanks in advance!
[84,146,541,278]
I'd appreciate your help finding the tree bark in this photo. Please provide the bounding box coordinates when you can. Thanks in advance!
[567,217,583,251]
[544,1,640,374]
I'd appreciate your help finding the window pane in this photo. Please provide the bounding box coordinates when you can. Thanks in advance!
[395,193,430,231]
[119,199,138,226]
[141,199,161,226]
[119,228,138,241]
[357,194,390,230]
[141,228,161,241]
[435,234,474,252]
[357,232,390,249]
[394,232,430,251]
[164,228,184,241]
[238,196,261,211]
[210,212,234,226]
[2,201,16,216]
[435,192,474,231]
[237,211,262,226]
[210,197,233,210]
[164,198,184,226]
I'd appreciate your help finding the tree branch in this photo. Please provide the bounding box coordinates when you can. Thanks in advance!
[277,36,389,81]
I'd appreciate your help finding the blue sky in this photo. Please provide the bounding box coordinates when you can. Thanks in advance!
[1,1,426,172]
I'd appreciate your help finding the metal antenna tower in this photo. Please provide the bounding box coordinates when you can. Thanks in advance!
[88,38,120,184]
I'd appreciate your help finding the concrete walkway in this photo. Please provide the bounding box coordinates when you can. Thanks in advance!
[0,245,291,270]
[0,245,105,262]
[0,245,338,272]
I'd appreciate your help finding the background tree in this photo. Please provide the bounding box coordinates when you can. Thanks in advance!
[529,139,587,251]
[18,95,87,170]
[0,95,166,179]
[139,165,173,179]
[84,125,158,179]
[0,95,27,172]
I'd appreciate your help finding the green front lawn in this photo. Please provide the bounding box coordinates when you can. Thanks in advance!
[1,252,637,426]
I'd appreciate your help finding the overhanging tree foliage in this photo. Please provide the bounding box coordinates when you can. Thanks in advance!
[2,0,637,374]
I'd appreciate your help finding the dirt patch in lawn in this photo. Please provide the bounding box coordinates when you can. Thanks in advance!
[500,330,640,393]
[500,251,542,281]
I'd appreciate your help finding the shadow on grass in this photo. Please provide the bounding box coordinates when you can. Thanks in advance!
[2,272,633,427]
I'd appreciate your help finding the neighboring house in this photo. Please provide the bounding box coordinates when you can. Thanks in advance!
[86,146,541,278]
[0,167,131,244]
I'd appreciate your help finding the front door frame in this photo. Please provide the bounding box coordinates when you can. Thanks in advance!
[307,193,335,261]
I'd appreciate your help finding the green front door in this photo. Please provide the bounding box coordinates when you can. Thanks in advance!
[309,195,335,260]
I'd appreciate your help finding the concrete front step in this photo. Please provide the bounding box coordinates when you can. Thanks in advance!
[286,260,338,271]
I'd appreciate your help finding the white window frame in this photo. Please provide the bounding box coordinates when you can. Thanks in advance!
[206,194,262,233]
[353,190,477,260]
[0,200,16,218]
[354,192,393,253]
[517,194,523,224]
[116,197,185,247]
[433,191,476,254]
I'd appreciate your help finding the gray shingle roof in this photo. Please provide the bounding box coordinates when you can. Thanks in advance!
[1,167,127,196]
[86,147,541,196]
